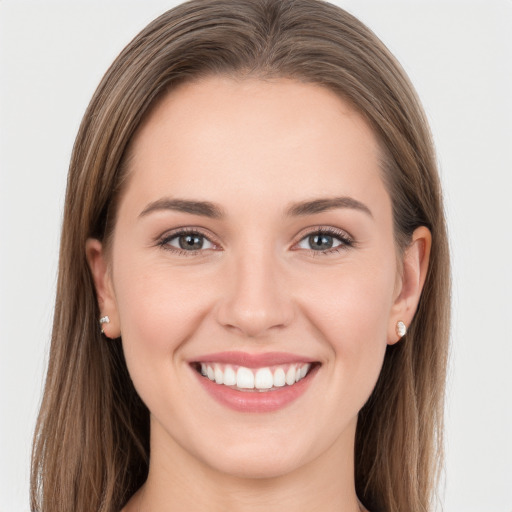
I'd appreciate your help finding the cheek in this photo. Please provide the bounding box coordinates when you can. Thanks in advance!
[112,263,221,430]
[300,259,395,394]
[114,266,210,352]
[110,252,216,401]
[305,261,395,345]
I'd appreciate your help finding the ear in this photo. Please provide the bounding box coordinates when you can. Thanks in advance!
[85,238,121,339]
[388,226,431,345]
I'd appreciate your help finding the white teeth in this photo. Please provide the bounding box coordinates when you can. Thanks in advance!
[285,366,296,386]
[199,362,313,391]
[254,368,273,389]
[214,364,223,384]
[236,367,255,389]
[223,365,236,386]
[273,367,286,387]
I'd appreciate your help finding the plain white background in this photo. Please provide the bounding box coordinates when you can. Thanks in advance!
[0,1,511,511]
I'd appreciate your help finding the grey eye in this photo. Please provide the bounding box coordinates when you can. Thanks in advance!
[297,232,345,251]
[167,233,214,251]
[180,234,203,250]
[308,234,335,250]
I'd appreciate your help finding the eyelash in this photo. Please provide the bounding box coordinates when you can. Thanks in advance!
[295,227,355,256]
[156,226,354,256]
[157,227,218,256]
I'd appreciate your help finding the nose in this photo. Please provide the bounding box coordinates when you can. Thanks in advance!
[215,247,295,338]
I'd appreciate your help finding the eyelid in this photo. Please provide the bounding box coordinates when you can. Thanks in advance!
[156,227,221,254]
[291,226,355,253]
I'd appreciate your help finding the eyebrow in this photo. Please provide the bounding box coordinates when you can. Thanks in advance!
[139,196,372,219]
[285,196,373,218]
[139,198,225,219]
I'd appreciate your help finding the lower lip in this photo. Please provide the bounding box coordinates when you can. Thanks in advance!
[193,366,318,413]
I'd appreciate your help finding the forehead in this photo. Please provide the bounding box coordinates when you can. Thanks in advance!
[122,76,388,218]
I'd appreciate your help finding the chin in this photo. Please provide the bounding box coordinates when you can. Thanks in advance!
[207,451,305,481]
[189,427,320,481]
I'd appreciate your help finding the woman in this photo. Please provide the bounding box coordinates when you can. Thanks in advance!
[31,0,450,511]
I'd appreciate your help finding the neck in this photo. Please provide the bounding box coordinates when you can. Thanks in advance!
[125,417,362,512]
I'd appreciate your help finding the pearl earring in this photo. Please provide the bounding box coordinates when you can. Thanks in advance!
[396,320,407,338]
[99,315,110,334]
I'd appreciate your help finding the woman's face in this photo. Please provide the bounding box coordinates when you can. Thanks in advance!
[90,77,421,479]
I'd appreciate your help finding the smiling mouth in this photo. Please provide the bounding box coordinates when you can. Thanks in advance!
[191,362,319,392]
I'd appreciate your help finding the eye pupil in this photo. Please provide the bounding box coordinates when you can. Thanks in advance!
[179,234,203,250]
[309,234,333,250]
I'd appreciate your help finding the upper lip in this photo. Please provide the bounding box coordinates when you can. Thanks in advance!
[190,351,316,368]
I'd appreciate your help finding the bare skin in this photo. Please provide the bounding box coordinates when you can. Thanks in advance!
[87,77,430,512]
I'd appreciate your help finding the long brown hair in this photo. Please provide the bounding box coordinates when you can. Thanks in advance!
[31,1,450,511]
